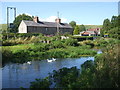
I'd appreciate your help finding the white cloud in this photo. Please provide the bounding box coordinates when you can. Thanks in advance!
[39,16,67,23]
[16,14,67,23]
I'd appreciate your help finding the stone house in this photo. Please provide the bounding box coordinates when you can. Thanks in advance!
[18,16,73,35]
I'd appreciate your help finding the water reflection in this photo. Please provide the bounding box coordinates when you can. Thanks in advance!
[2,57,94,88]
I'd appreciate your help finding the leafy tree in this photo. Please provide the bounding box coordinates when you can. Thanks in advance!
[94,44,120,88]
[101,15,120,38]
[111,16,118,28]
[109,27,120,39]
[49,67,79,88]
[73,25,80,35]
[118,15,120,28]
[30,78,50,88]
[100,29,104,37]
[69,21,76,29]
[102,19,111,34]
[79,24,86,32]
[11,13,33,33]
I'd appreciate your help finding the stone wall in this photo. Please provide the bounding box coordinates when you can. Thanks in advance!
[27,26,73,35]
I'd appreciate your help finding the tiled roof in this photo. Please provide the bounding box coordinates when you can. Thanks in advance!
[22,20,72,28]
[87,28,100,31]
[80,31,96,35]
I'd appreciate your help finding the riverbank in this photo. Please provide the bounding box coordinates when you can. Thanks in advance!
[2,43,97,64]
[29,43,120,89]
[2,34,120,64]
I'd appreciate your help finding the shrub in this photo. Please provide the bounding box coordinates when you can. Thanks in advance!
[64,38,78,46]
[30,78,50,88]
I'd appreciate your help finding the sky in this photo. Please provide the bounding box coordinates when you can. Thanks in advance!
[0,1,119,25]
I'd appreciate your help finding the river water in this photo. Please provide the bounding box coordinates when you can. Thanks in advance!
[1,50,102,88]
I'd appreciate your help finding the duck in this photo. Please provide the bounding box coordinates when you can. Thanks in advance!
[47,59,53,62]
[27,61,31,64]
[52,58,56,61]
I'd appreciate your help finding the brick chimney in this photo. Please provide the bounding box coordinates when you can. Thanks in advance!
[33,16,39,23]
[55,18,61,23]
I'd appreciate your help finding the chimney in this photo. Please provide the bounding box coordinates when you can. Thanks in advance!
[33,16,39,23]
[55,18,61,23]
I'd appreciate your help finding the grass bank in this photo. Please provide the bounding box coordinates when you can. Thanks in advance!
[2,43,97,64]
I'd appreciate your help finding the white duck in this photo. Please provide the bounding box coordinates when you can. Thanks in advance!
[47,59,53,62]
[52,58,56,61]
[27,61,31,64]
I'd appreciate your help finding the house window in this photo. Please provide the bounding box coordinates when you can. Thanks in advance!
[46,28,48,31]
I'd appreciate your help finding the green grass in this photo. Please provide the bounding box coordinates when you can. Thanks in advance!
[2,43,97,64]
[84,25,102,29]
[0,24,7,31]
[2,43,33,52]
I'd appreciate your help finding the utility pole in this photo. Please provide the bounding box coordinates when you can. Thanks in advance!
[7,7,9,33]
[57,11,59,35]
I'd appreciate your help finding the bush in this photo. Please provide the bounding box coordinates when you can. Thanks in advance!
[50,40,65,49]
[64,38,78,46]
[30,78,50,88]
[2,48,13,64]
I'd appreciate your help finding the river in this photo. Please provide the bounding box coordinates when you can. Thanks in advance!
[1,50,102,88]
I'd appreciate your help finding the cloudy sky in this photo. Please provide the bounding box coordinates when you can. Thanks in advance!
[0,1,118,25]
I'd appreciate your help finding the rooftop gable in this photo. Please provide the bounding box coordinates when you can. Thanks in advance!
[22,20,72,28]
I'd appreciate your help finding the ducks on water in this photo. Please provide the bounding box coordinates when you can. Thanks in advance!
[47,58,56,62]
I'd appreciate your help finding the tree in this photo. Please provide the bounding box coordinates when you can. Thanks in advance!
[73,25,80,35]
[111,16,118,28]
[79,24,86,32]
[118,15,120,27]
[100,29,104,37]
[69,21,76,29]
[109,27,120,39]
[11,13,33,33]
[101,15,120,38]
[102,19,111,34]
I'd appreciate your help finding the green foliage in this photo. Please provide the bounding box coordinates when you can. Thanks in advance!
[100,28,104,37]
[63,38,78,46]
[30,78,50,88]
[81,60,95,71]
[79,40,94,48]
[73,25,80,35]
[69,21,76,29]
[36,44,119,88]
[71,36,94,41]
[2,48,13,64]
[102,15,120,39]
[12,13,33,33]
[79,24,86,32]
[102,19,111,33]
[94,44,120,88]
[50,40,65,49]
[50,67,79,88]
[2,42,97,64]
[0,24,7,33]
[109,27,120,39]
[2,33,41,46]
[93,38,120,47]
[47,48,69,58]
[111,16,118,28]
[84,25,102,30]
